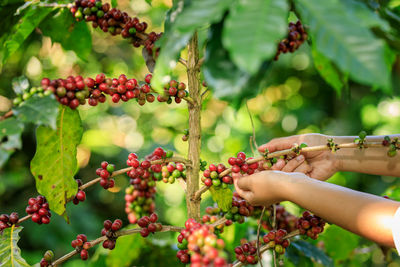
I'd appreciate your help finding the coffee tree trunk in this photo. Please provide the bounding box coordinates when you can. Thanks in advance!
[186,32,201,221]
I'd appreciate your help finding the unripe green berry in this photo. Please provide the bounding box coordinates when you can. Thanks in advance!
[166,150,173,158]
[129,28,137,35]
[106,164,115,173]
[44,90,53,96]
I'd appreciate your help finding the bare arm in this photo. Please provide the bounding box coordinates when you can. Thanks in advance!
[234,171,400,247]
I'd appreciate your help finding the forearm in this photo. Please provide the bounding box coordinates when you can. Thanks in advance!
[284,174,400,247]
[333,134,400,177]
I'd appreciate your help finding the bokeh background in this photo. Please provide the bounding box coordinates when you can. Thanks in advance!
[1,0,400,266]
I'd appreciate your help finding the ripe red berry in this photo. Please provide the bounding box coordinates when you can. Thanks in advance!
[145,74,152,84]
[149,213,158,223]
[31,213,41,223]
[204,178,212,187]
[103,219,112,230]
[232,165,241,173]
[80,249,89,260]
[140,228,150,237]
[111,222,121,231]
[76,190,86,202]
[77,234,87,242]
[96,73,105,84]
[41,216,50,224]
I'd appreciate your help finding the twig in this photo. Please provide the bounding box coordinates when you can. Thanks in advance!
[196,57,205,69]
[246,101,259,152]
[232,230,300,267]
[0,110,13,121]
[193,141,386,200]
[179,58,187,68]
[79,156,190,191]
[16,214,32,224]
[272,204,277,267]
[50,225,184,266]
[210,217,227,227]
[16,157,190,224]
[201,88,209,99]
[256,207,266,267]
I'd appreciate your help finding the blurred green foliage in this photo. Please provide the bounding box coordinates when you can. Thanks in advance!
[0,0,400,266]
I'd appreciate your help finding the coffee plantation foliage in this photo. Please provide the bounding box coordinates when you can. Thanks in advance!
[0,0,400,266]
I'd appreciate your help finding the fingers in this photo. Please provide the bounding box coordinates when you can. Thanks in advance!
[236,176,252,191]
[293,161,313,174]
[281,155,305,172]
[271,158,286,170]
[258,136,298,153]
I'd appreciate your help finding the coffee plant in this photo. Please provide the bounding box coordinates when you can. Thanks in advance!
[0,0,399,266]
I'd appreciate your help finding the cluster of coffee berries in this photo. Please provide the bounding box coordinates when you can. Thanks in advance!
[39,74,188,109]
[228,152,258,175]
[202,163,233,188]
[259,205,297,233]
[275,20,307,60]
[101,219,123,250]
[73,179,86,205]
[234,240,259,265]
[70,0,162,57]
[177,219,227,267]
[125,151,158,223]
[0,212,19,230]
[224,192,256,223]
[160,162,186,184]
[26,195,51,225]
[157,79,188,104]
[296,211,325,239]
[39,250,54,267]
[96,161,115,189]
[125,148,187,223]
[263,229,291,255]
[13,86,53,106]
[382,136,399,157]
[138,213,162,237]
[71,234,90,260]
[202,206,233,235]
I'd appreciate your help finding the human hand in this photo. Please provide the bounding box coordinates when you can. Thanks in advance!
[233,170,306,207]
[258,133,339,180]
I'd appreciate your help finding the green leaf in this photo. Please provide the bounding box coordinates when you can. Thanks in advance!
[111,0,117,8]
[209,186,233,212]
[0,118,23,167]
[341,0,390,30]
[152,0,232,91]
[320,225,360,261]
[3,6,52,63]
[0,226,30,267]
[291,240,334,267]
[30,106,82,220]
[0,118,24,139]
[296,0,393,91]
[203,21,271,108]
[106,226,146,267]
[145,0,152,5]
[40,9,92,61]
[311,46,347,96]
[222,0,288,74]
[12,95,59,129]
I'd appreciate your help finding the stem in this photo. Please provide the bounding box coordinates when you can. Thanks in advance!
[0,110,13,121]
[193,141,386,199]
[256,207,266,267]
[186,32,201,221]
[179,58,188,68]
[50,225,184,266]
